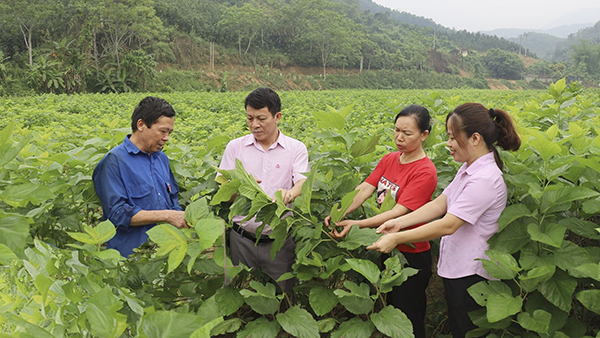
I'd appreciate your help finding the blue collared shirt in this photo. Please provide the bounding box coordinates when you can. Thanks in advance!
[93,135,182,257]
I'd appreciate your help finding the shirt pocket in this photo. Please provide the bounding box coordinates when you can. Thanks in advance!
[166,181,179,208]
[126,182,155,209]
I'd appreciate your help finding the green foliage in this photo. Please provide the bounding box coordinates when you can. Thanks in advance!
[0,86,599,336]
[484,48,526,80]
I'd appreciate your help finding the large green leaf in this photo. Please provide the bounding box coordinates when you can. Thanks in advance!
[481,249,521,279]
[345,258,381,284]
[214,287,244,316]
[87,287,128,338]
[575,290,600,315]
[486,293,523,323]
[370,305,414,338]
[330,317,375,338]
[538,269,577,312]
[0,243,18,265]
[309,286,338,316]
[334,281,373,315]
[142,311,204,338]
[350,134,381,158]
[517,309,551,334]
[0,122,32,168]
[184,197,211,225]
[337,225,381,250]
[488,220,530,254]
[67,220,116,245]
[0,215,29,252]
[240,282,279,315]
[529,137,562,162]
[468,280,512,307]
[190,317,224,338]
[541,185,599,213]
[194,218,224,251]
[561,217,600,240]
[313,110,346,131]
[330,190,359,224]
[236,317,280,338]
[498,203,535,232]
[527,222,566,248]
[0,182,56,207]
[276,306,319,338]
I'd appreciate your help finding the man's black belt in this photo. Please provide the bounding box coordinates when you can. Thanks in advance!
[232,223,274,243]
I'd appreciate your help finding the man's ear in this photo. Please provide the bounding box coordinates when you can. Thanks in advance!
[136,118,146,131]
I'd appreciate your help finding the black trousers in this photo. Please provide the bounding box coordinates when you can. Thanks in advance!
[443,274,486,338]
[384,250,432,338]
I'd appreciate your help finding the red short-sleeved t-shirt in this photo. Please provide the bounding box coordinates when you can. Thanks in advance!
[365,152,437,253]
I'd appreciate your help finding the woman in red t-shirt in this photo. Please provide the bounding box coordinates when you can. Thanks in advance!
[325,104,437,338]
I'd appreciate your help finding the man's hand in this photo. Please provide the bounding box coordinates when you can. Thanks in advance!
[164,210,189,229]
[274,188,296,204]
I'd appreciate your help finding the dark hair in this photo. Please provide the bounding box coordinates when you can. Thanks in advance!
[244,87,281,116]
[446,102,521,170]
[395,104,432,133]
[131,96,176,132]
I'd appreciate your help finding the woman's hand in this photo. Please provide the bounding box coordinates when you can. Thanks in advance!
[328,219,358,239]
[366,234,398,253]
[376,219,403,234]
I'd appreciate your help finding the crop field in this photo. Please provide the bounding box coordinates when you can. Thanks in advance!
[0,81,599,337]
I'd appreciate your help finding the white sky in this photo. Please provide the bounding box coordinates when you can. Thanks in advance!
[371,0,600,32]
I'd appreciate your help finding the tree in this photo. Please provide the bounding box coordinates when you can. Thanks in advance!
[483,48,525,80]
[3,0,57,66]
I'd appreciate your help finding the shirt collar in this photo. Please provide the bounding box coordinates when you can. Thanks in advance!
[465,151,496,175]
[244,130,287,150]
[123,134,161,156]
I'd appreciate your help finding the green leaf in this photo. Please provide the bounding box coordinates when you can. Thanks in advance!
[337,225,381,250]
[214,287,244,316]
[0,215,29,252]
[350,134,381,158]
[147,224,187,256]
[574,263,600,281]
[190,317,224,338]
[295,169,316,215]
[1,313,55,338]
[142,311,204,338]
[370,305,414,338]
[87,303,128,338]
[527,222,566,248]
[468,280,512,307]
[210,318,243,336]
[561,217,600,240]
[313,110,346,131]
[276,306,319,338]
[330,190,359,223]
[541,185,599,212]
[236,317,281,338]
[211,178,241,205]
[498,203,534,232]
[195,218,224,251]
[334,281,373,315]
[517,309,551,334]
[345,258,381,284]
[576,290,600,315]
[67,220,116,245]
[486,293,523,323]
[519,265,556,292]
[0,182,56,207]
[317,318,337,333]
[185,197,211,225]
[0,122,31,168]
[529,137,562,162]
[330,317,375,338]
[309,286,338,316]
[488,220,530,254]
[538,269,577,312]
[0,244,18,264]
[480,249,521,279]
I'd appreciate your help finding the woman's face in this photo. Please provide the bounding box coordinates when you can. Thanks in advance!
[446,117,470,163]
[393,116,428,154]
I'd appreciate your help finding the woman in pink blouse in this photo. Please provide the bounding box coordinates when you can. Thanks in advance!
[368,102,521,337]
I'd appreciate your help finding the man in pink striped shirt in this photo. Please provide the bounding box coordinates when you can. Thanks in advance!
[219,87,310,293]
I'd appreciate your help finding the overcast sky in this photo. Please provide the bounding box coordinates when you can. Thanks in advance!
[371,0,600,32]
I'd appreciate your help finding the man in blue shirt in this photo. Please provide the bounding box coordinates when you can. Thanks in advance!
[93,96,188,257]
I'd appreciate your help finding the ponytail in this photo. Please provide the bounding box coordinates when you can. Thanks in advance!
[447,103,521,170]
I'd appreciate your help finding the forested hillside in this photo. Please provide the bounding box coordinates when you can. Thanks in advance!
[0,0,595,95]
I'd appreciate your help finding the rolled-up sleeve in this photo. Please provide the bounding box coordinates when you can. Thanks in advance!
[93,153,140,230]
